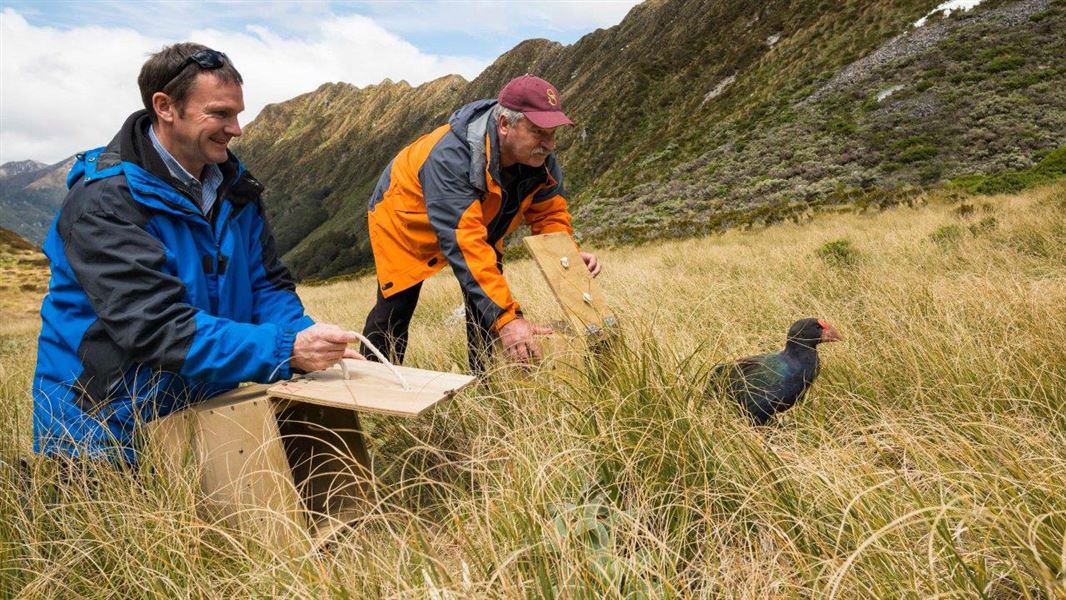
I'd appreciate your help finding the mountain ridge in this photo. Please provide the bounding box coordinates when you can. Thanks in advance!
[0,157,76,245]
[2,0,1062,274]
[0,160,47,179]
[232,0,1064,280]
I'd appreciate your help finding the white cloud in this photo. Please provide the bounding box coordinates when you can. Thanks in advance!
[365,0,640,36]
[0,10,156,164]
[0,1,642,164]
[0,8,486,164]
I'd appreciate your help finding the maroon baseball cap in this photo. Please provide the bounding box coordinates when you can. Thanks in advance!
[498,74,574,128]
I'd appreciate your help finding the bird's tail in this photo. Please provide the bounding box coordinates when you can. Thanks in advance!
[705,362,732,397]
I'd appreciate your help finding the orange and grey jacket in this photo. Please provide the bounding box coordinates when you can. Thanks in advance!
[367,99,573,332]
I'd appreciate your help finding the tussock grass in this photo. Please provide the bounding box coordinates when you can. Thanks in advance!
[2,184,1065,597]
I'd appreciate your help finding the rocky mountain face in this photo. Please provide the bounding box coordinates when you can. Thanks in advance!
[233,0,1064,280]
[0,157,75,246]
[0,160,46,179]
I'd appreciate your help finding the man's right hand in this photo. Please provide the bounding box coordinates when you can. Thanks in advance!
[497,318,553,363]
[292,324,364,373]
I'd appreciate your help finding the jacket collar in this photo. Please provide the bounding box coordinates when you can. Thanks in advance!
[97,110,263,215]
[449,99,553,195]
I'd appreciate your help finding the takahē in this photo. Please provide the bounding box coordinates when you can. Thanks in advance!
[709,318,842,425]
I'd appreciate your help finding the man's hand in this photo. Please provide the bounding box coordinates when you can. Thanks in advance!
[580,251,601,277]
[497,318,553,363]
[292,324,364,373]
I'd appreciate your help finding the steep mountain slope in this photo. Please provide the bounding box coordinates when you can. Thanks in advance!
[234,0,1065,279]
[0,157,74,245]
[573,0,1066,239]
[235,76,467,278]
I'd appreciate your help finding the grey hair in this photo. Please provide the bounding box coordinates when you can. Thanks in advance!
[493,103,525,127]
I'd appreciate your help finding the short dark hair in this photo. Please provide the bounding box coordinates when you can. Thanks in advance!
[138,42,243,124]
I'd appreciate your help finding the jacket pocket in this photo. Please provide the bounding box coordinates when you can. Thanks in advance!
[394,209,440,257]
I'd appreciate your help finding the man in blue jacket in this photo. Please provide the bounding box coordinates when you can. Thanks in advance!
[32,42,361,462]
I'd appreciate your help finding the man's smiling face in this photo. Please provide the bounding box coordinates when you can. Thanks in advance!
[166,72,244,175]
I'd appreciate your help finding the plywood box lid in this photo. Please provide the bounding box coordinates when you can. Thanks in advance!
[267,359,475,418]
[522,231,616,336]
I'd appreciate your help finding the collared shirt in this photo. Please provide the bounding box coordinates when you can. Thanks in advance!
[148,125,224,217]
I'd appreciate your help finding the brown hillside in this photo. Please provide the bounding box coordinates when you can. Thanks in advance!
[235,75,467,277]
[235,0,1065,280]
[0,226,48,319]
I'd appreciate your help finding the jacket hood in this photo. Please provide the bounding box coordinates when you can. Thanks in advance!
[447,99,496,140]
[447,99,500,193]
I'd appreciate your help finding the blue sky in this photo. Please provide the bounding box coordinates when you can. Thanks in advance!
[0,0,639,164]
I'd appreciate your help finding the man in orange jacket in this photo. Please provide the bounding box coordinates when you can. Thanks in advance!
[362,74,600,373]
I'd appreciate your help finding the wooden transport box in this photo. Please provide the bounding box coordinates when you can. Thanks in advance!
[144,361,474,550]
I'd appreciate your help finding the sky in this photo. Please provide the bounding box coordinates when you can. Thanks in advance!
[0,0,640,165]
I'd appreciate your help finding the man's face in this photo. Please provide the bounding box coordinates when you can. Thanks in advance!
[166,73,244,174]
[499,116,558,168]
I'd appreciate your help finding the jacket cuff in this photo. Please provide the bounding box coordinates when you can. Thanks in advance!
[273,325,298,381]
[288,317,315,375]
[493,306,520,332]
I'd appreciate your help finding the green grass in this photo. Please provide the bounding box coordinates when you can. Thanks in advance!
[2,184,1065,597]
[951,146,1066,196]
[815,238,861,266]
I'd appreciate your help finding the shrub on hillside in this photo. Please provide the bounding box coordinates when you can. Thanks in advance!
[951,146,1066,195]
[969,216,998,236]
[984,54,1026,74]
[930,224,963,247]
[889,135,941,165]
[816,238,860,266]
[898,143,940,164]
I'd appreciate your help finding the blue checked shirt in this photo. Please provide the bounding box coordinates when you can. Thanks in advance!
[148,126,223,216]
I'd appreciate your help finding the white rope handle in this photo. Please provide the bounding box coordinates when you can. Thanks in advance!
[337,331,410,391]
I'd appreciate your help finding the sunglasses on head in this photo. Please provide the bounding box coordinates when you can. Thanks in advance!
[164,49,228,87]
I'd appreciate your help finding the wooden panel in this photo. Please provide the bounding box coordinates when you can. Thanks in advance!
[144,383,388,549]
[268,360,475,418]
[195,394,307,550]
[523,232,616,336]
[142,408,195,478]
[536,332,587,374]
[142,384,274,481]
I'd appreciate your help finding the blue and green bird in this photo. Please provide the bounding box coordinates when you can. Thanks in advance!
[710,318,842,425]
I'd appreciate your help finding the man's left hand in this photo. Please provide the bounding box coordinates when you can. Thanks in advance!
[580,252,601,277]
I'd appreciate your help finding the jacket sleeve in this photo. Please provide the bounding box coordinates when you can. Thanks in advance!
[247,202,314,332]
[524,158,574,236]
[420,148,521,332]
[61,202,300,385]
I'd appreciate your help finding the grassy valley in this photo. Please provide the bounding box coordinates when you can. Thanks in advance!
[2,183,1063,597]
[1,1,1064,595]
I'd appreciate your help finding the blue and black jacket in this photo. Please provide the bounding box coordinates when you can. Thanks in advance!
[32,110,313,461]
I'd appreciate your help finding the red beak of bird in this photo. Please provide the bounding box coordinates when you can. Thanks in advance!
[821,322,843,343]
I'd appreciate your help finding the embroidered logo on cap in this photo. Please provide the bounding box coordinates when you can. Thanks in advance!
[546,89,558,106]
